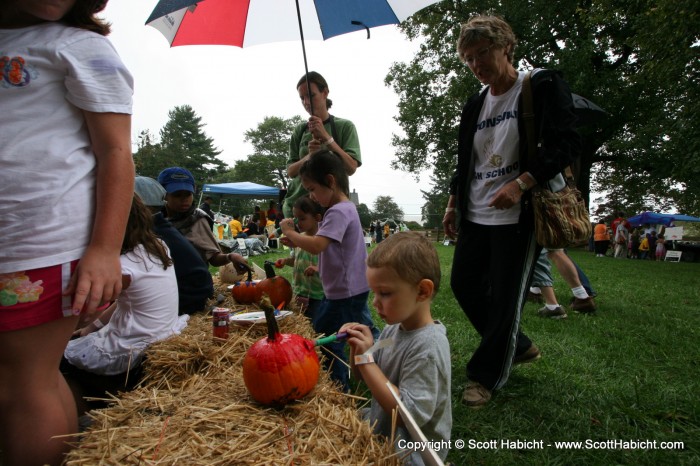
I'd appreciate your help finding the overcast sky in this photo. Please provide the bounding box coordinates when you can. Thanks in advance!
[101,2,436,222]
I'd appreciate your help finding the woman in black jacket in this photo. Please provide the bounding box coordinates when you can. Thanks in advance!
[442,15,581,407]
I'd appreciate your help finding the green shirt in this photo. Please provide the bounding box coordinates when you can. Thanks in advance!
[283,115,361,217]
[291,246,324,300]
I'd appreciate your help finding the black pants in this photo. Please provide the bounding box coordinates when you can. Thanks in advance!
[451,221,538,391]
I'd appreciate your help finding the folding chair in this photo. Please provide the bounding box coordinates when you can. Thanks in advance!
[236,238,249,258]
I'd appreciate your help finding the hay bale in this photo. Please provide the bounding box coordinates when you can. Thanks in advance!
[65,287,399,465]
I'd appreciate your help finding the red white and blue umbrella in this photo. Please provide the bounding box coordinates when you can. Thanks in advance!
[146,0,440,93]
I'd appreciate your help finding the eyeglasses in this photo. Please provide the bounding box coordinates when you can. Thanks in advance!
[463,44,494,66]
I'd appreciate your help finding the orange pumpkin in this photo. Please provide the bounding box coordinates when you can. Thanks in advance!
[257,261,293,308]
[242,298,320,406]
[230,270,261,304]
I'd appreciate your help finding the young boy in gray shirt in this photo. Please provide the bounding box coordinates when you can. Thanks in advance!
[341,232,452,465]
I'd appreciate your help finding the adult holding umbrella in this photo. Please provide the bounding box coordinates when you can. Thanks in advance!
[283,71,362,218]
[443,15,582,407]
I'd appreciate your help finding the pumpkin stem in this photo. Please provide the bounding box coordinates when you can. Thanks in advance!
[264,260,276,278]
[260,294,280,341]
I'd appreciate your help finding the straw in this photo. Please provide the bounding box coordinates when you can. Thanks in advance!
[64,278,399,465]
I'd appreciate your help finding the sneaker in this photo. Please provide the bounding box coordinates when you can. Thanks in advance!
[527,291,544,304]
[572,297,597,313]
[462,380,491,407]
[537,305,567,319]
[513,344,541,365]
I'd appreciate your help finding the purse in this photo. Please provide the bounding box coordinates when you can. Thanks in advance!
[522,71,592,249]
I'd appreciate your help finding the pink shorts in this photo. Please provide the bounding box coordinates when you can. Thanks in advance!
[0,261,78,332]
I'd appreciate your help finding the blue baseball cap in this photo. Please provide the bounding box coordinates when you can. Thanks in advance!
[157,167,195,193]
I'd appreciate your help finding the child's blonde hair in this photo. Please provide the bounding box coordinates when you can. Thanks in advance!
[367,232,441,297]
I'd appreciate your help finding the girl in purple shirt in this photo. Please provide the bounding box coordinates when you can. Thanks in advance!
[280,150,378,391]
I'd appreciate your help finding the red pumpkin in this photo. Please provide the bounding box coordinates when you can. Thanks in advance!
[231,270,261,304]
[242,298,320,406]
[257,261,293,308]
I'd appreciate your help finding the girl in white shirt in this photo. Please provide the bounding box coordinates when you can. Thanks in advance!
[63,195,187,413]
[0,1,134,463]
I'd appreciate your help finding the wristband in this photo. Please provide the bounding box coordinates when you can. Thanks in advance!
[515,178,528,192]
[324,137,334,146]
[92,319,104,329]
[354,353,375,365]
[445,207,455,213]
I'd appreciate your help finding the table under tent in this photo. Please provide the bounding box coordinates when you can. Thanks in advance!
[199,182,282,256]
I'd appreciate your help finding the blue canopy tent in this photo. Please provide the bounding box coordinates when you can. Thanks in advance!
[627,211,700,227]
[201,182,279,199]
[198,182,281,219]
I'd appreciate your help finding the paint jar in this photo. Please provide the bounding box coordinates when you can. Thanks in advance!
[212,307,230,340]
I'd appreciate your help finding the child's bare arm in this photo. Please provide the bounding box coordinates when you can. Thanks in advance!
[340,323,403,424]
[280,219,331,254]
[64,111,134,317]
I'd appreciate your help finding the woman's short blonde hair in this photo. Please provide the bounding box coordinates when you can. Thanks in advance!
[367,232,441,297]
[456,15,517,64]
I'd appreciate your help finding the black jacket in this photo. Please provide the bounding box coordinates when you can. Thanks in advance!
[449,69,581,224]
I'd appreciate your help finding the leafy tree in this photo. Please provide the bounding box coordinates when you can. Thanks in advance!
[373,196,405,221]
[356,203,373,228]
[235,116,304,189]
[158,105,226,185]
[133,130,169,179]
[388,0,700,217]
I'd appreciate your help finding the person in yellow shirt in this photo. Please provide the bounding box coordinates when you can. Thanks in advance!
[229,214,246,238]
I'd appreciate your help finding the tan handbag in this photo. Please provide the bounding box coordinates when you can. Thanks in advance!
[522,72,592,249]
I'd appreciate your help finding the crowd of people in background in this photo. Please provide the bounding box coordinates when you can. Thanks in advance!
[591,211,668,261]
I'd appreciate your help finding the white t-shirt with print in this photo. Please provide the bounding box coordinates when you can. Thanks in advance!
[467,71,525,226]
[0,22,133,272]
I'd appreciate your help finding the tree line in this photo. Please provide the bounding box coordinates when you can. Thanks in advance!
[132,107,408,227]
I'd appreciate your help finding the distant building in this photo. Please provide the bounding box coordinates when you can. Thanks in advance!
[349,188,359,206]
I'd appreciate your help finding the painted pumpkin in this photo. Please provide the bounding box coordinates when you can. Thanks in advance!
[242,297,320,406]
[230,270,261,304]
[257,261,293,308]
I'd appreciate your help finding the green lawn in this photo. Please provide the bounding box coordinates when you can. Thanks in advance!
[248,244,700,465]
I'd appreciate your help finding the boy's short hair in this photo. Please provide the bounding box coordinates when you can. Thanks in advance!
[367,232,441,297]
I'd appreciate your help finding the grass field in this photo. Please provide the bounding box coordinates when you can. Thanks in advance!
[248,244,699,465]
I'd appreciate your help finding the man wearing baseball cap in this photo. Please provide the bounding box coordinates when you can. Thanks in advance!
[157,167,249,273]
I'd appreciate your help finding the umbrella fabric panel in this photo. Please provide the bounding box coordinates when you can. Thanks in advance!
[172,0,249,47]
[314,0,399,40]
[244,0,324,47]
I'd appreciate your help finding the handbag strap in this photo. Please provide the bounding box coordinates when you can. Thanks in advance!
[522,71,576,185]
[522,71,537,163]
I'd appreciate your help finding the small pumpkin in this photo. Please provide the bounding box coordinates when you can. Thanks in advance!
[242,296,320,406]
[257,261,293,309]
[230,270,261,304]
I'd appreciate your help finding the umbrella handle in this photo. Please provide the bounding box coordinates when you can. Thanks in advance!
[351,21,370,39]
[295,0,314,117]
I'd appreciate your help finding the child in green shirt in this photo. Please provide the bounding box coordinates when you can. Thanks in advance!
[275,195,325,319]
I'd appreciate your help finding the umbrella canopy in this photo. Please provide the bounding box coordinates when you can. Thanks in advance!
[146,0,440,48]
[146,0,440,99]
[572,93,608,127]
[626,211,700,227]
